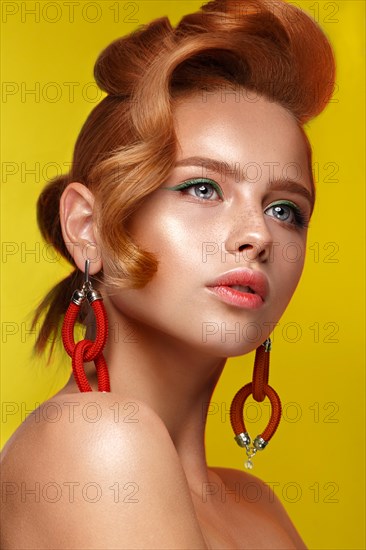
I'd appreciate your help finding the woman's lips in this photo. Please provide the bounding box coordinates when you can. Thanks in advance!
[206,268,268,309]
[206,286,264,309]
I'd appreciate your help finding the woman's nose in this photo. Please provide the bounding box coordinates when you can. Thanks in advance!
[225,208,273,263]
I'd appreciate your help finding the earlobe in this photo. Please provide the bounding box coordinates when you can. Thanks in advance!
[60,182,102,275]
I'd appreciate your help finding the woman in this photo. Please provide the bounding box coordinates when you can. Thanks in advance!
[1,0,336,548]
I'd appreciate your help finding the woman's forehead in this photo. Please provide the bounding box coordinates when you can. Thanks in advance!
[172,91,308,168]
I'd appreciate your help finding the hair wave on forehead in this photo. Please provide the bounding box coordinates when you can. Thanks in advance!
[34,0,336,356]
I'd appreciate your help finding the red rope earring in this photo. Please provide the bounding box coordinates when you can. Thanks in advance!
[61,260,111,393]
[230,338,281,469]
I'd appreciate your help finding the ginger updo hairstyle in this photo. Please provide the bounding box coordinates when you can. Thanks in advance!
[34,0,336,355]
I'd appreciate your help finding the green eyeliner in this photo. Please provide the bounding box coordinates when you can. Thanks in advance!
[162,178,224,198]
[270,199,297,207]
[268,199,303,217]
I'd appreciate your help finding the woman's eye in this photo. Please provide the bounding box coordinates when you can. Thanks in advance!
[264,201,309,229]
[163,179,223,200]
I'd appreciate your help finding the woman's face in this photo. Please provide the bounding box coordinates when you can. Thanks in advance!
[105,91,313,356]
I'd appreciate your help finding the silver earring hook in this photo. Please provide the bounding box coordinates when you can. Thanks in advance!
[262,338,272,352]
[71,258,102,305]
[84,259,90,286]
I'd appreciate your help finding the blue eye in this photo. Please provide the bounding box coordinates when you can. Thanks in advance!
[162,178,223,200]
[265,201,309,229]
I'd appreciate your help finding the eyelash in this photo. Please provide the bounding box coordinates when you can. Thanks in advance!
[167,178,223,200]
[167,179,309,229]
[265,201,309,229]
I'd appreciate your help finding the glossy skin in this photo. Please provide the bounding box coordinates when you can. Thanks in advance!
[1,92,312,549]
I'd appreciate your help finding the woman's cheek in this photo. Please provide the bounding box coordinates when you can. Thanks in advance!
[277,238,307,297]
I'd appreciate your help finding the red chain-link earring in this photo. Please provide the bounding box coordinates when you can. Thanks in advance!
[230,338,282,469]
[61,259,111,392]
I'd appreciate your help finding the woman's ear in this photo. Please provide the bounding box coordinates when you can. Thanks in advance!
[60,182,102,275]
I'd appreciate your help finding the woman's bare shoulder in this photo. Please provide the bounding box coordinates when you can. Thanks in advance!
[1,392,150,449]
[1,393,207,550]
[1,392,167,476]
[209,466,307,549]
[208,465,283,513]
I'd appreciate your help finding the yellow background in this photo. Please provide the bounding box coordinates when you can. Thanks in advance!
[1,1,365,548]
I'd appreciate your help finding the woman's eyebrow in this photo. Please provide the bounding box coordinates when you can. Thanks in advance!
[175,156,232,176]
[268,176,314,208]
[175,156,314,207]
